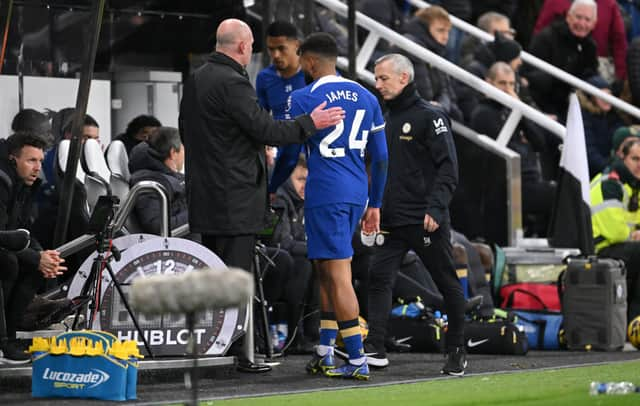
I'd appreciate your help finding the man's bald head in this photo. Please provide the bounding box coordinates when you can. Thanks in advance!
[215,18,254,67]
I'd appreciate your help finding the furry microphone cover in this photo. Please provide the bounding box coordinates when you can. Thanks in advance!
[130,267,254,315]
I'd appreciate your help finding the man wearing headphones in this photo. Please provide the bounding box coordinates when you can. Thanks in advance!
[0,132,67,363]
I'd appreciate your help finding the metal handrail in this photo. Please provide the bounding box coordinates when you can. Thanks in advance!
[453,122,522,246]
[57,180,172,258]
[316,0,566,143]
[407,0,640,122]
[112,180,170,237]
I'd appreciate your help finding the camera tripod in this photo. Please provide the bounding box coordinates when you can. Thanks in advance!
[252,242,276,360]
[72,225,154,358]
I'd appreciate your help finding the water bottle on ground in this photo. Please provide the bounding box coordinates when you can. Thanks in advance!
[589,382,639,395]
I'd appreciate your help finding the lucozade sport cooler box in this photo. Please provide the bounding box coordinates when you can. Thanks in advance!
[30,330,141,401]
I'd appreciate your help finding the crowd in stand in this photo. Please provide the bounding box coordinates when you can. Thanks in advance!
[357,0,640,240]
[3,0,640,369]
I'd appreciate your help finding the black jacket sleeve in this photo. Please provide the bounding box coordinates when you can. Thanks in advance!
[0,174,43,269]
[224,75,316,146]
[0,176,10,232]
[271,199,307,256]
[524,31,555,98]
[470,103,502,139]
[425,111,459,225]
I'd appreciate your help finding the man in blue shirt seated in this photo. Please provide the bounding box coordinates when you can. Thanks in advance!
[256,21,306,120]
[269,33,388,380]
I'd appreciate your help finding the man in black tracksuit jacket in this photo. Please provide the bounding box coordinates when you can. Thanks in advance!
[367,54,466,375]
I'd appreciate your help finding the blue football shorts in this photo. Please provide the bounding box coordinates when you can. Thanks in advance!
[305,202,365,260]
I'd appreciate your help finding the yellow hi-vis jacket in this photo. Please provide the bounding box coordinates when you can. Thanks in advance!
[590,171,640,252]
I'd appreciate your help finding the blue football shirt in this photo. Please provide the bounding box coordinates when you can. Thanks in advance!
[255,65,306,120]
[276,75,387,209]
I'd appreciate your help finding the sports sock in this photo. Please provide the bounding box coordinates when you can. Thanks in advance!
[338,318,365,366]
[318,312,338,354]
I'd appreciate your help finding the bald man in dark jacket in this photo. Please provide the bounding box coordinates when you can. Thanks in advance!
[179,18,344,272]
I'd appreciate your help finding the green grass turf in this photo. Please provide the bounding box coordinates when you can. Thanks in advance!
[207,360,640,405]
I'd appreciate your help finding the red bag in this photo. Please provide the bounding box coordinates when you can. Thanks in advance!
[499,283,561,311]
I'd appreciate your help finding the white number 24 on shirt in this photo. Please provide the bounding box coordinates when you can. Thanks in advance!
[319,109,368,158]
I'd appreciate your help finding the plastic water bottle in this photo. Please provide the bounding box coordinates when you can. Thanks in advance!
[589,382,639,395]
[269,324,279,350]
[434,311,443,328]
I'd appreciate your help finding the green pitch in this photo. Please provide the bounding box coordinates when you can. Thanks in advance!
[211,360,640,405]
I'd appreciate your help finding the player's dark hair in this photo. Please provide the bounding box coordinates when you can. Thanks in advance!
[6,131,49,156]
[299,32,338,59]
[266,21,299,40]
[62,113,99,134]
[126,115,161,138]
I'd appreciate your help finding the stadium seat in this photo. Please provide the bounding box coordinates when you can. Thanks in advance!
[57,140,87,188]
[105,140,131,204]
[56,139,91,216]
[82,138,112,213]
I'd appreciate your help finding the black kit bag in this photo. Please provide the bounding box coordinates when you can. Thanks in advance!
[387,299,445,353]
[388,316,445,353]
[563,256,627,351]
[464,316,529,355]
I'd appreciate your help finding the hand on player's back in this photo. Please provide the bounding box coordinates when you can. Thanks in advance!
[310,101,345,129]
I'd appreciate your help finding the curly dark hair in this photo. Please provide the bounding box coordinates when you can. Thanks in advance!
[6,131,49,156]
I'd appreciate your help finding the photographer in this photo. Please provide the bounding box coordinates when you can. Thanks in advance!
[0,132,67,363]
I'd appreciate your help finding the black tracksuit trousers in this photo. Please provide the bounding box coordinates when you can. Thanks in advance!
[367,223,465,350]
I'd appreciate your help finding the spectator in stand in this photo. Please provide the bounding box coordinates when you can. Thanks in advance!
[533,0,627,81]
[471,62,556,237]
[580,75,625,178]
[111,115,161,156]
[358,0,413,65]
[459,11,515,68]
[511,0,545,51]
[11,109,53,146]
[618,0,640,41]
[270,154,318,352]
[590,139,640,321]
[522,0,599,121]
[256,21,305,120]
[42,112,100,187]
[611,125,640,161]
[457,33,523,122]
[401,6,463,121]
[471,0,517,22]
[0,132,68,363]
[128,127,189,236]
[358,0,411,40]
[628,37,640,108]
[431,0,472,63]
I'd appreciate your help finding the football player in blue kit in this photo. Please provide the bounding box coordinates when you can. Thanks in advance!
[256,21,306,120]
[269,33,388,380]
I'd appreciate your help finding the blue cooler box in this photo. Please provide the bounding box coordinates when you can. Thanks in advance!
[32,353,128,401]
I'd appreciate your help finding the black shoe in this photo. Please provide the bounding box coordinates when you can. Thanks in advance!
[441,347,467,376]
[0,340,31,364]
[17,296,74,331]
[385,336,412,353]
[364,341,389,368]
